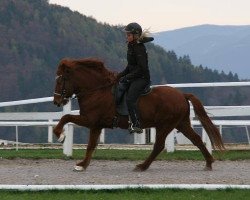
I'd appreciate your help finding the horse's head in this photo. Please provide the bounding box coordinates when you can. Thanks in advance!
[53,58,116,107]
[53,60,74,107]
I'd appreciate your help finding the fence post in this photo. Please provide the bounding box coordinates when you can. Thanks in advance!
[219,125,223,137]
[134,129,146,144]
[165,129,175,152]
[100,129,105,144]
[202,128,212,154]
[150,128,156,143]
[63,100,73,156]
[245,126,250,144]
[48,119,53,143]
[15,126,18,151]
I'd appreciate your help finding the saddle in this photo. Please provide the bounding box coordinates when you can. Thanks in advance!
[112,83,152,116]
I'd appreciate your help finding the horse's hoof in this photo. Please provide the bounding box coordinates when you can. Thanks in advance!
[203,166,212,171]
[133,164,147,172]
[73,165,85,172]
[58,133,65,143]
[133,166,142,172]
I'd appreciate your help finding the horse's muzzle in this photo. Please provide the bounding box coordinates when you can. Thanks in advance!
[53,100,61,107]
[53,98,69,107]
[54,101,61,107]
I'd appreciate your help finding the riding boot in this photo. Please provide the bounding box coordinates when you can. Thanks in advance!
[128,109,143,134]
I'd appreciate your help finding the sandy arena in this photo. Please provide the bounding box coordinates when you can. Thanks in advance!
[0,159,249,185]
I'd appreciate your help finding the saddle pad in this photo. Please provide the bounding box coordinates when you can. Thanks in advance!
[112,84,152,116]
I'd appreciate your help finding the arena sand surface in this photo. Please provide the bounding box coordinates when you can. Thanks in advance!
[0,159,249,185]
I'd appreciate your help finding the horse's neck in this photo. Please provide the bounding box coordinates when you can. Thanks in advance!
[70,66,115,102]
[75,76,114,99]
[77,84,115,117]
[78,69,115,89]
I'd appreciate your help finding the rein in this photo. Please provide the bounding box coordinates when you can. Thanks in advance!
[75,82,114,99]
[54,75,115,100]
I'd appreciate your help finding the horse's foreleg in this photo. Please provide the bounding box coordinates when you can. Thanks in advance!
[134,126,174,172]
[74,128,102,171]
[53,114,89,142]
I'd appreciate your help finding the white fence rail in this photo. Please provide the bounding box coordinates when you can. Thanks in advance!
[1,81,250,156]
[1,184,250,191]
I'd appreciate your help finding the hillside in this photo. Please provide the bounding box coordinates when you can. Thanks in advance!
[0,0,240,105]
[154,24,250,79]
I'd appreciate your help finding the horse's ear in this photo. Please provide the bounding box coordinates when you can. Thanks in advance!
[64,65,72,74]
[60,61,73,79]
[64,65,73,79]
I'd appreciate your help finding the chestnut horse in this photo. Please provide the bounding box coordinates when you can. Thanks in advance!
[53,58,225,172]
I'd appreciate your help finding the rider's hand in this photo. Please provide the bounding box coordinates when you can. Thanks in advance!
[119,76,130,83]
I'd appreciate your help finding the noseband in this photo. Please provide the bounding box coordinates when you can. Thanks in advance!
[54,75,68,100]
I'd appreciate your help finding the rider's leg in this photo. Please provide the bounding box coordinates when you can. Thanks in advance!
[115,81,130,105]
[126,78,149,133]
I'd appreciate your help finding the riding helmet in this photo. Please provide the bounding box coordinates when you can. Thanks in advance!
[124,22,142,36]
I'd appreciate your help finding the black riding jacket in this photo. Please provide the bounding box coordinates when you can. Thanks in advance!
[119,37,153,81]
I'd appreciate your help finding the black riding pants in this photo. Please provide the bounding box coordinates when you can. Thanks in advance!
[126,78,149,123]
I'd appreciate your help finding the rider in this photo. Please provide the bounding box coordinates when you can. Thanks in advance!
[117,22,154,134]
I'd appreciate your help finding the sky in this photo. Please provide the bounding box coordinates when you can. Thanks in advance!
[49,0,250,32]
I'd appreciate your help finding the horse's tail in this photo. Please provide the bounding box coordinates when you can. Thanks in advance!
[184,93,225,151]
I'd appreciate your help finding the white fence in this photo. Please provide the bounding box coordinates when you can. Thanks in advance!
[1,184,250,191]
[1,81,250,156]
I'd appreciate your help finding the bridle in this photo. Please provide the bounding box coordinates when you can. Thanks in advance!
[54,75,69,100]
[54,74,115,100]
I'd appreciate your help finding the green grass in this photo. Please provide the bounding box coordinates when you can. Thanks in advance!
[0,149,250,161]
[0,189,250,200]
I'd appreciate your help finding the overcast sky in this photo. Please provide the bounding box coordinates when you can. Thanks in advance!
[49,0,250,32]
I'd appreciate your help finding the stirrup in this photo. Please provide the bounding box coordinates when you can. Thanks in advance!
[128,122,143,134]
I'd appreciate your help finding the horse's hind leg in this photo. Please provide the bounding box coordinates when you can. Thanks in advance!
[134,125,175,172]
[176,122,214,170]
[74,128,101,171]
